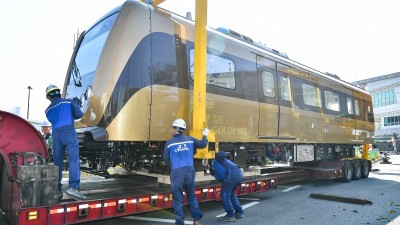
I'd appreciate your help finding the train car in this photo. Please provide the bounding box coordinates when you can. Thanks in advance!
[63,0,374,176]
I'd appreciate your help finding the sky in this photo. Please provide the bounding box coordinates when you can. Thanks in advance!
[1,0,399,122]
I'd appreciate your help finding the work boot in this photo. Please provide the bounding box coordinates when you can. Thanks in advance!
[235,212,244,219]
[57,191,64,201]
[193,218,201,225]
[66,188,86,200]
[219,215,235,222]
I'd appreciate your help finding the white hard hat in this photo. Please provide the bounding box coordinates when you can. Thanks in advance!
[172,119,186,132]
[41,121,51,127]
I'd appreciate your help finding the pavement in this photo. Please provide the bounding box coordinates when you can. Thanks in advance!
[370,153,400,224]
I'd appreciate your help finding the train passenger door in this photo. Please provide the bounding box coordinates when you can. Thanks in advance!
[256,56,279,138]
[353,91,364,140]
[344,89,357,141]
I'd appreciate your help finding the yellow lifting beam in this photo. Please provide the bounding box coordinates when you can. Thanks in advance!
[142,0,216,159]
[362,144,369,160]
[190,0,216,159]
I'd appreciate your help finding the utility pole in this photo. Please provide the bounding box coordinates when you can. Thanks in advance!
[27,86,33,120]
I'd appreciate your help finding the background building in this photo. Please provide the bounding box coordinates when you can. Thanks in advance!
[353,72,400,152]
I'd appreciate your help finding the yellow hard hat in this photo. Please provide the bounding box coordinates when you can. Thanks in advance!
[45,84,61,97]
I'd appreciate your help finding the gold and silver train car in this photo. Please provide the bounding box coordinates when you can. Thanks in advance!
[64,0,374,175]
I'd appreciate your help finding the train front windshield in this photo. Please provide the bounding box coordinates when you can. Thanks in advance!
[65,13,118,112]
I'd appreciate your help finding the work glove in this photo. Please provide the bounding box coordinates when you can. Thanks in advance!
[202,159,209,167]
[202,128,209,137]
[72,97,81,106]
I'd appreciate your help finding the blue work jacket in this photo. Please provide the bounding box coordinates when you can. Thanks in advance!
[45,97,83,131]
[163,133,208,170]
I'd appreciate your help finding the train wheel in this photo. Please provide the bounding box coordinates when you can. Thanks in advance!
[361,159,370,178]
[352,159,361,180]
[341,160,353,182]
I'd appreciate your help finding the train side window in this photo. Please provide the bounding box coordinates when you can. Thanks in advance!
[262,71,275,97]
[189,49,235,89]
[367,104,374,122]
[354,99,360,116]
[280,77,291,101]
[347,97,353,114]
[302,83,321,108]
[324,91,340,111]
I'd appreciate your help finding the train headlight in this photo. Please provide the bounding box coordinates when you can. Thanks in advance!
[86,86,92,99]
[80,94,86,106]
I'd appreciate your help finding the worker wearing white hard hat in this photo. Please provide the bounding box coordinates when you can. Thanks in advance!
[163,118,209,225]
[41,120,53,160]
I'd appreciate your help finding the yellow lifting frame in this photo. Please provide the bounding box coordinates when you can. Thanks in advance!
[362,144,369,159]
[142,0,216,159]
[190,0,216,159]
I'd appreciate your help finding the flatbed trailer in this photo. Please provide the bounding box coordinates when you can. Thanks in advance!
[10,171,294,225]
[0,111,369,225]
[5,167,312,225]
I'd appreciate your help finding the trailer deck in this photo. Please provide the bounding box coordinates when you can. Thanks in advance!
[13,165,314,225]
[67,167,311,202]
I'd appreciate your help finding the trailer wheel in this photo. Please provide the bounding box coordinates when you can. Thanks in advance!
[352,159,361,180]
[361,160,370,178]
[341,160,353,182]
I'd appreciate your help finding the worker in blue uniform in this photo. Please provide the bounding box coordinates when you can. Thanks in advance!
[40,120,53,162]
[210,151,244,222]
[163,119,209,225]
[45,84,86,200]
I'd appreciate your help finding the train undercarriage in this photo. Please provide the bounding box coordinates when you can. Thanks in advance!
[76,127,366,180]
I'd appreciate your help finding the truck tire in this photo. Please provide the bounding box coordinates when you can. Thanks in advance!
[352,159,361,180]
[361,159,370,178]
[341,160,353,182]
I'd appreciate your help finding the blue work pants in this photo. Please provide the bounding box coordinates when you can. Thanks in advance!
[52,126,81,191]
[171,166,203,225]
[220,171,243,217]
